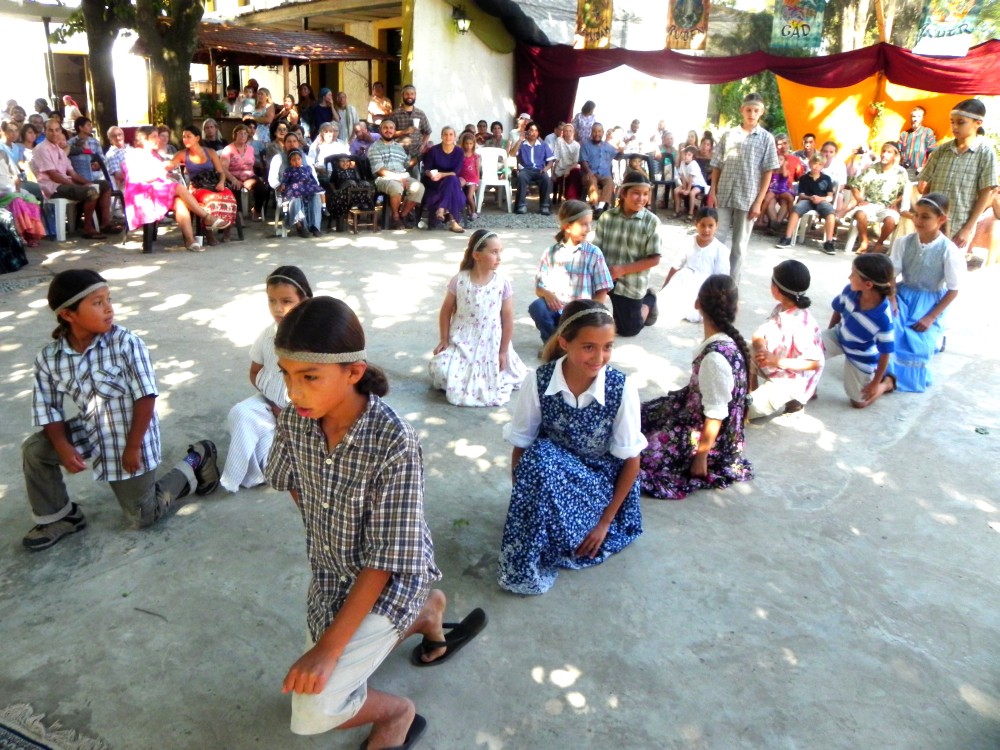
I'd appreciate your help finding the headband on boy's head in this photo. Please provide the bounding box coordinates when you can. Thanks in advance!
[274,347,367,364]
[771,276,804,300]
[555,306,613,335]
[53,282,109,313]
[951,107,984,121]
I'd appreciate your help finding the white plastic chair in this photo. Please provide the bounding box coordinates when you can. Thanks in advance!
[844,180,915,251]
[476,147,512,213]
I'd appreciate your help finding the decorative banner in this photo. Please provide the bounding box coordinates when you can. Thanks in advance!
[770,0,825,50]
[912,0,983,57]
[574,0,614,49]
[667,0,709,51]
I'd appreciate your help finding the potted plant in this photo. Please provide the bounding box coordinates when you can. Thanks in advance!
[197,92,228,120]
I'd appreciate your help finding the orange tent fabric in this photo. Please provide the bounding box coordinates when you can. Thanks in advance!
[777,75,973,156]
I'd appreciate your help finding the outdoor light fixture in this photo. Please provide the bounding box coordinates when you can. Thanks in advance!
[452,5,471,34]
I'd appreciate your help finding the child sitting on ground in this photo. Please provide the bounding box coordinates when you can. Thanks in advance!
[528,200,614,343]
[890,192,963,392]
[499,299,645,595]
[430,229,527,406]
[21,269,219,550]
[266,296,487,748]
[823,254,897,408]
[659,206,729,324]
[674,146,708,220]
[748,259,825,418]
[640,275,754,499]
[220,266,312,493]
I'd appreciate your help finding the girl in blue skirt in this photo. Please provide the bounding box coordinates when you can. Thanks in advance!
[498,299,645,595]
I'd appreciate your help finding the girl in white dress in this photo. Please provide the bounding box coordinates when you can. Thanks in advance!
[220,266,313,492]
[658,206,729,323]
[430,230,527,406]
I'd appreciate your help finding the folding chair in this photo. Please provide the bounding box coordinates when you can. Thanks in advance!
[476,147,512,213]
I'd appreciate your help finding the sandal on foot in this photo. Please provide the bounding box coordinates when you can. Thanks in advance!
[410,608,487,667]
[449,220,465,233]
[359,714,426,750]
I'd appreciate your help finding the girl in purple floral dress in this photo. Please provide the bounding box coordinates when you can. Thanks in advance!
[640,275,753,499]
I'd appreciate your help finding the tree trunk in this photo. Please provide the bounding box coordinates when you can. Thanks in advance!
[135,0,204,140]
[79,0,122,137]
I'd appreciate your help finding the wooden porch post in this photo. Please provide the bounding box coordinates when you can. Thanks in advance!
[283,57,291,98]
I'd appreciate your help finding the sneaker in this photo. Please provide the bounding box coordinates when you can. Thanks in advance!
[23,503,87,551]
[188,440,220,496]
[515,206,527,215]
[309,227,322,238]
[775,237,792,248]
[822,240,836,255]
[540,206,551,216]
[295,223,309,238]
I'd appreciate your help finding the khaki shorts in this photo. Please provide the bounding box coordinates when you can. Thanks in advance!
[821,328,873,403]
[374,177,425,202]
[289,614,398,735]
[847,203,899,223]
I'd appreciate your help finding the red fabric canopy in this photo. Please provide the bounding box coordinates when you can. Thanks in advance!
[515,40,1000,131]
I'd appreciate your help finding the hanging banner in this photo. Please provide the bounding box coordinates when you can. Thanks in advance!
[912,0,983,57]
[574,0,614,49]
[770,0,825,50]
[667,0,709,51]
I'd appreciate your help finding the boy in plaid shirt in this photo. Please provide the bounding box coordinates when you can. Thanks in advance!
[22,269,219,551]
[707,92,780,284]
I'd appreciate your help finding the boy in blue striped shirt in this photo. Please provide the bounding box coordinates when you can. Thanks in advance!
[822,254,897,408]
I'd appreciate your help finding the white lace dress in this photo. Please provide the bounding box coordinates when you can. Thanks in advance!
[430,270,527,406]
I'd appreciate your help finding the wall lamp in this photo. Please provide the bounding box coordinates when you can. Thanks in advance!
[452,5,471,34]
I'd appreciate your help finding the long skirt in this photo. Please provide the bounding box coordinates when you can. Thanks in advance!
[0,193,45,246]
[893,284,947,393]
[192,188,237,229]
[0,207,28,273]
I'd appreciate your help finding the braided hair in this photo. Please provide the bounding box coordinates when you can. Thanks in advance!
[696,274,751,369]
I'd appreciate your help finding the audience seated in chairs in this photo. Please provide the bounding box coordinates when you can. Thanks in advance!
[325,153,375,231]
[579,122,619,213]
[368,119,424,229]
[267,132,322,237]
[31,118,115,239]
[553,123,582,202]
[123,125,223,252]
[220,124,266,221]
[514,120,555,215]
[844,141,909,254]
[168,124,237,245]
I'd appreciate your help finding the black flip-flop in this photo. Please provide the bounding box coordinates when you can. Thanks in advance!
[410,608,488,667]
[359,713,426,750]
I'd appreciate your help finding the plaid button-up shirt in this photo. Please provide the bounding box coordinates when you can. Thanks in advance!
[536,240,614,304]
[919,138,999,233]
[266,395,441,640]
[32,325,161,482]
[710,125,780,211]
[390,106,432,161]
[594,206,662,300]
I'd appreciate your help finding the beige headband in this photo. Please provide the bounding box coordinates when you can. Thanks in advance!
[275,347,367,363]
[556,306,613,335]
[951,108,984,121]
[54,282,108,313]
[472,231,498,253]
[771,276,805,300]
[561,207,591,225]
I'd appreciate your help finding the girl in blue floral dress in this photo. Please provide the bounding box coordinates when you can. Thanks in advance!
[498,299,645,595]
[640,274,753,499]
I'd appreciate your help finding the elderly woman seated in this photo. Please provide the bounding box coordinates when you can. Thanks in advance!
[0,145,45,247]
[307,122,349,181]
[123,125,225,252]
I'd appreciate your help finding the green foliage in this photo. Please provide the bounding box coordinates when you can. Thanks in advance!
[715,72,788,134]
[48,0,136,45]
[198,93,228,119]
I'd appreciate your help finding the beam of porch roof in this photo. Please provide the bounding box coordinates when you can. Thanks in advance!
[235,0,401,26]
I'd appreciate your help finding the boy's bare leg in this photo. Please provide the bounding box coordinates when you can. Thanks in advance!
[339,690,415,750]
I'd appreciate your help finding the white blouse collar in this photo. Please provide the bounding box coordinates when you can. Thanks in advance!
[544,355,608,406]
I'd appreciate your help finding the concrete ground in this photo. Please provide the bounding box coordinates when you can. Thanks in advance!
[0,211,998,750]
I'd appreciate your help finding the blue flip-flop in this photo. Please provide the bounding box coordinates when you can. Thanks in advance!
[359,713,426,750]
[410,608,488,667]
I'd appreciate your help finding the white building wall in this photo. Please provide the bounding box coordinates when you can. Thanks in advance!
[4,19,149,127]
[410,0,515,139]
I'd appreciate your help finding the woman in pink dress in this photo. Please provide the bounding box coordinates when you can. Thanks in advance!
[220,124,265,220]
[123,126,222,252]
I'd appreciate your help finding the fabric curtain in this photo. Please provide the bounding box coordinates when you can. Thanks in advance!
[515,40,1000,131]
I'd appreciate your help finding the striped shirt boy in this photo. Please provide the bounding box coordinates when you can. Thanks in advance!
[830,285,894,374]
